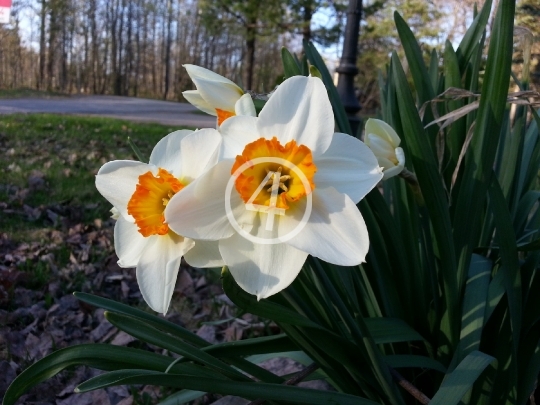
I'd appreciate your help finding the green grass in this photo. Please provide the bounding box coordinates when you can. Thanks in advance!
[0,87,69,99]
[0,113,193,242]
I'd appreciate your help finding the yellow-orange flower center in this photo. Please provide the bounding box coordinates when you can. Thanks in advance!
[232,137,316,210]
[216,108,235,126]
[127,168,184,237]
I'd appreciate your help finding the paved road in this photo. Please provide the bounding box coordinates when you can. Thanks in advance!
[0,95,216,128]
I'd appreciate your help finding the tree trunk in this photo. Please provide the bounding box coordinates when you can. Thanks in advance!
[163,0,173,99]
[89,0,98,93]
[302,0,312,42]
[141,1,149,96]
[60,9,68,92]
[115,0,125,95]
[244,17,256,91]
[47,0,58,91]
[38,0,47,90]
[124,0,133,95]
[133,0,141,97]
[151,9,157,95]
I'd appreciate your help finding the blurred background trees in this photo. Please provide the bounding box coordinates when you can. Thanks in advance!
[0,0,538,109]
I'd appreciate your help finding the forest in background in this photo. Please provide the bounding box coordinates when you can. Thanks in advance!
[0,0,538,109]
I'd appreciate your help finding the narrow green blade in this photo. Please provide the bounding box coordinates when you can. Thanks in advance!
[281,47,302,79]
[430,351,495,405]
[74,292,209,347]
[104,311,249,381]
[384,355,446,373]
[456,0,493,71]
[2,344,215,405]
[394,11,434,104]
[76,371,381,405]
[456,254,492,361]
[303,40,352,135]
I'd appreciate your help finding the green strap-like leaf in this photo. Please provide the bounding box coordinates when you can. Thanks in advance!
[514,191,540,236]
[158,389,206,405]
[394,11,435,104]
[516,114,540,199]
[204,334,297,358]
[487,178,522,402]
[430,351,495,405]
[2,344,218,405]
[488,179,522,343]
[75,293,283,384]
[444,40,467,175]
[452,0,515,288]
[281,47,302,79]
[364,318,425,344]
[391,51,459,348]
[455,0,493,71]
[455,254,492,362]
[518,109,540,196]
[74,292,209,347]
[104,311,249,381]
[303,40,352,135]
[76,370,381,405]
[429,49,439,92]
[384,355,446,373]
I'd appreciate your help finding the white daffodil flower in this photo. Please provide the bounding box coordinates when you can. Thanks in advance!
[95,129,224,314]
[182,64,256,127]
[364,118,405,180]
[165,76,383,300]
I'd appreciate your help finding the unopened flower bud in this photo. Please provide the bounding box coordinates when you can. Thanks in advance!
[364,119,405,180]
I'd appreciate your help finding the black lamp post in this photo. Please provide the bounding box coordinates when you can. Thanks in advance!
[336,0,362,137]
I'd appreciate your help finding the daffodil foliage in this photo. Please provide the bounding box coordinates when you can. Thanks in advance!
[4,0,540,404]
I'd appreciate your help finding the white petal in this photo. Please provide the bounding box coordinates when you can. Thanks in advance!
[257,76,333,155]
[219,232,308,300]
[395,147,406,167]
[178,128,222,182]
[382,148,405,179]
[365,133,395,159]
[283,187,370,265]
[184,240,225,268]
[114,216,148,267]
[165,160,237,240]
[191,77,243,113]
[149,129,193,172]
[95,160,151,220]
[377,156,396,170]
[184,64,238,87]
[219,115,260,160]
[365,118,401,147]
[234,93,256,117]
[110,207,120,219]
[316,132,383,203]
[136,233,194,314]
[382,165,404,180]
[182,90,217,116]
